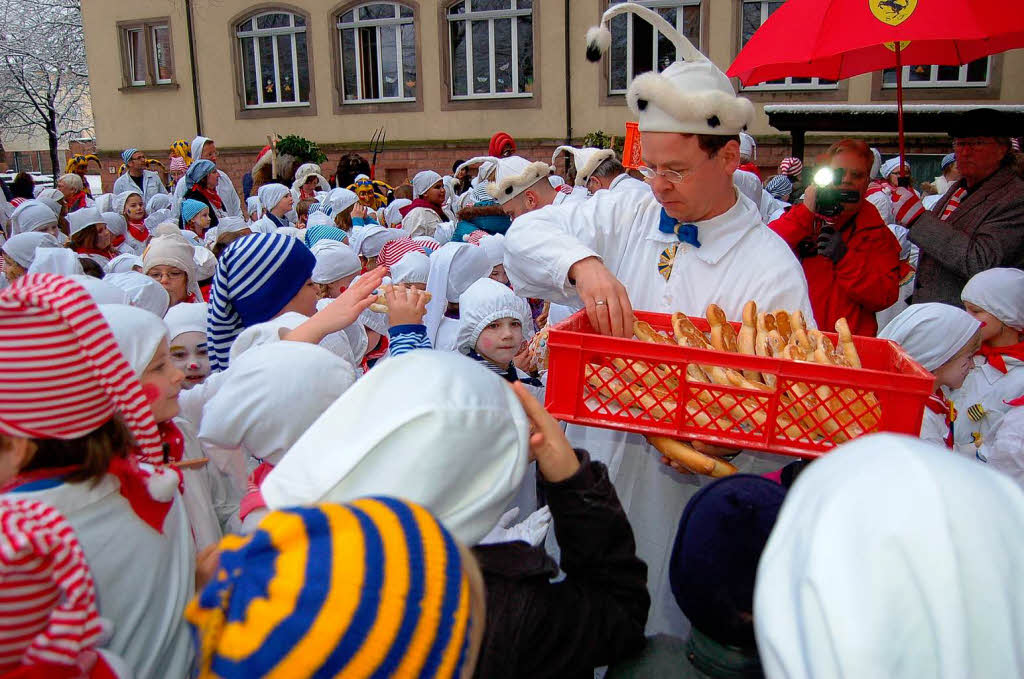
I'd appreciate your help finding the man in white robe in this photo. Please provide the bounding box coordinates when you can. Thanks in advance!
[503,2,814,637]
[172,136,242,218]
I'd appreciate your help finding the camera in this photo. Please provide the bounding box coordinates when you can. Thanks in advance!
[812,167,860,218]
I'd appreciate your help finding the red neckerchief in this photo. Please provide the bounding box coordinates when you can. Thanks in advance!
[110,234,125,248]
[201,284,212,302]
[238,461,275,521]
[158,420,185,463]
[300,186,317,201]
[1,459,178,534]
[924,390,955,449]
[67,191,89,212]
[400,198,447,221]
[361,334,390,372]
[940,186,968,221]
[978,341,1024,374]
[191,183,224,211]
[1006,394,1024,407]
[74,247,112,260]
[127,220,148,243]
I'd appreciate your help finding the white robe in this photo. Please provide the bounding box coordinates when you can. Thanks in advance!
[608,173,651,194]
[951,355,1024,457]
[113,170,168,206]
[6,475,195,679]
[173,170,242,218]
[552,185,589,205]
[979,405,1024,490]
[402,206,454,240]
[178,417,243,550]
[503,187,814,636]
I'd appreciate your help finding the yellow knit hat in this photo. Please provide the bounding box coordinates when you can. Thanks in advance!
[186,497,473,678]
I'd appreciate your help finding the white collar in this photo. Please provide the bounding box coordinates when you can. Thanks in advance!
[646,188,761,265]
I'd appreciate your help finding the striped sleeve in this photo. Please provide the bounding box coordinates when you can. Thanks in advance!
[388,324,431,356]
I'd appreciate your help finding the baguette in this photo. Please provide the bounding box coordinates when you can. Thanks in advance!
[368,290,431,314]
[835,318,862,369]
[774,310,793,343]
[737,301,761,383]
[791,310,808,332]
[707,304,738,353]
[647,436,737,478]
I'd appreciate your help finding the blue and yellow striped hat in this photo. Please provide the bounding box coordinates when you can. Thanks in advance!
[186,498,473,679]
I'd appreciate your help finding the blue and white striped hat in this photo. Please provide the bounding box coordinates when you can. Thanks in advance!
[207,233,316,372]
[307,202,334,217]
[121,148,139,164]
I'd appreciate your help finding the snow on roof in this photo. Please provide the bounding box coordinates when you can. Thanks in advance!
[764,104,1024,115]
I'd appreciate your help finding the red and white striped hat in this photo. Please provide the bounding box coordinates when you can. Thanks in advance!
[0,497,105,672]
[777,157,803,178]
[465,229,489,245]
[376,237,428,268]
[0,273,163,464]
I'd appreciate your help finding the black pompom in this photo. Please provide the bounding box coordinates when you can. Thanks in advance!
[637,99,648,111]
[505,186,513,194]
[586,46,603,62]
[707,115,721,128]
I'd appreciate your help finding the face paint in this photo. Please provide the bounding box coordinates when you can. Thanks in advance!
[169,331,211,389]
[475,317,523,367]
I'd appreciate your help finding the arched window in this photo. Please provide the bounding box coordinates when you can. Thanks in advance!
[337,3,417,103]
[606,0,701,95]
[447,0,533,100]
[236,11,311,109]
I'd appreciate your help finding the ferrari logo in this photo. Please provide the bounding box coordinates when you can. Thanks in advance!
[870,0,917,26]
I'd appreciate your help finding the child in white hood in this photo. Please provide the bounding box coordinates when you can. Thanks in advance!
[425,241,492,351]
[100,303,240,550]
[879,303,982,448]
[198,341,357,532]
[952,268,1024,457]
[458,277,543,394]
[164,302,211,390]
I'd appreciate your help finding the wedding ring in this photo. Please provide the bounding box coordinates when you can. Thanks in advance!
[595,299,608,306]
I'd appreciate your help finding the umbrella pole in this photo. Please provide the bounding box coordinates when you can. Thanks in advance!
[895,43,907,185]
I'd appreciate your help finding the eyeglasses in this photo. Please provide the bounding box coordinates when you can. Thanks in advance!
[637,155,712,184]
[952,139,997,150]
[148,269,186,282]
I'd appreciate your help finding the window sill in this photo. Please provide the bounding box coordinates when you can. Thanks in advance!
[118,82,180,93]
[440,93,539,112]
[333,97,423,115]
[235,103,318,120]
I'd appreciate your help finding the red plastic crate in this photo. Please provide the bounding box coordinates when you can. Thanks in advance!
[544,310,935,458]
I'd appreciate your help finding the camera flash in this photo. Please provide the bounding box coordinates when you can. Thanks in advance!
[813,167,834,187]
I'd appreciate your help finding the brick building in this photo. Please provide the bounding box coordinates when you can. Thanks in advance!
[80,1,1024,196]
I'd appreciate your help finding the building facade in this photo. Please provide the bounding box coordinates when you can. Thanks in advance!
[81,0,1024,193]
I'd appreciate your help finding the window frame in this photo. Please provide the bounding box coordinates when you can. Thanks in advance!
[336,2,417,105]
[445,0,535,102]
[117,18,177,90]
[882,59,990,89]
[739,0,837,91]
[605,0,703,96]
[234,10,312,110]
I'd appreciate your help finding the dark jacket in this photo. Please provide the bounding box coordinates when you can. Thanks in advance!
[910,165,1024,306]
[472,450,649,679]
[606,631,764,679]
[770,201,901,336]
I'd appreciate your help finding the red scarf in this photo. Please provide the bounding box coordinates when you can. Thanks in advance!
[239,462,275,521]
[362,334,390,372]
[924,390,955,449]
[978,341,1024,374]
[127,220,148,244]
[110,235,125,248]
[940,187,967,221]
[400,198,447,221]
[1,459,179,534]
[191,183,224,212]
[67,191,89,212]
[74,247,112,260]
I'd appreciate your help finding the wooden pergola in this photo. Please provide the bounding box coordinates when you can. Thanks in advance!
[764,104,1024,161]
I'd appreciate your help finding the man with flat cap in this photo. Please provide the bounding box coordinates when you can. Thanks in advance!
[891,108,1024,306]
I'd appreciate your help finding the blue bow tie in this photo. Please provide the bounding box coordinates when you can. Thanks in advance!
[658,209,702,248]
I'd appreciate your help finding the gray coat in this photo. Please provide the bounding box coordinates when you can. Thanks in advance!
[909,165,1024,306]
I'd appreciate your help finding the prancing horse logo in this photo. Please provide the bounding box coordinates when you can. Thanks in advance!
[870,0,917,26]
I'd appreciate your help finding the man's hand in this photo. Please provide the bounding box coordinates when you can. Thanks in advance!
[513,341,537,373]
[801,183,817,214]
[816,226,847,263]
[384,284,429,326]
[568,257,633,338]
[891,186,925,227]
[511,381,579,483]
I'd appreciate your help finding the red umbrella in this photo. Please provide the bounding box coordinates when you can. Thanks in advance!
[727,0,1024,174]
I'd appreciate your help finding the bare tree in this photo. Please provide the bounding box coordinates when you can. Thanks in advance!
[0,0,91,180]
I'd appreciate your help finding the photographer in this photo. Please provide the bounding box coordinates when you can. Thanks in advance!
[770,140,901,336]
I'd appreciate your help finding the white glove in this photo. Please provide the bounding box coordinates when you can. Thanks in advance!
[891,186,925,226]
[479,506,553,547]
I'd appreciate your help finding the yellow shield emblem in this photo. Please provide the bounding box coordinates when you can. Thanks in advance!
[870,0,917,26]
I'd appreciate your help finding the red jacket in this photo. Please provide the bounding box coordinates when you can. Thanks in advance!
[770,202,901,337]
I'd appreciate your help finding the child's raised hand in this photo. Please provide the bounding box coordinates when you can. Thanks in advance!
[351,203,368,219]
[384,284,430,326]
[282,267,387,346]
[510,381,579,483]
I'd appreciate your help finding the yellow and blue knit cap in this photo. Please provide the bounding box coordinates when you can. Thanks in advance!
[186,497,473,679]
[170,139,193,165]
